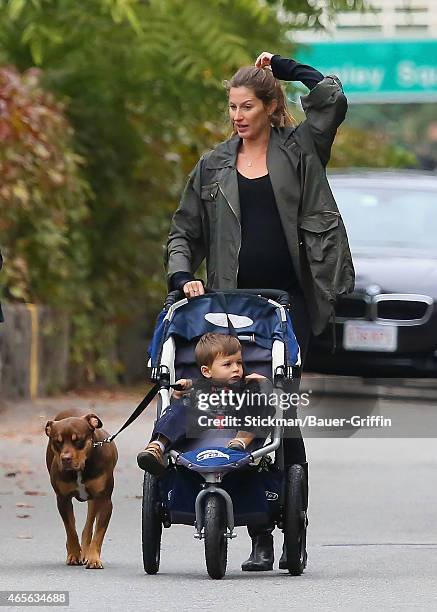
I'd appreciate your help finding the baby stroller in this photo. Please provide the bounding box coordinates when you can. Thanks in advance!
[144,288,308,579]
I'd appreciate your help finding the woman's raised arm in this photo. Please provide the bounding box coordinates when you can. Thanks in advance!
[256,51,347,166]
[256,51,323,90]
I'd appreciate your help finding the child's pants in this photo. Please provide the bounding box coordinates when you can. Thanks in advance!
[151,399,188,449]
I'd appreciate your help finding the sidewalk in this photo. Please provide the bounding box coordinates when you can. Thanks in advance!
[0,386,156,436]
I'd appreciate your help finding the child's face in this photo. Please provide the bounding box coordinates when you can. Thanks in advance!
[201,350,244,383]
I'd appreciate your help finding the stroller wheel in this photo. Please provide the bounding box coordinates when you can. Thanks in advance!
[204,494,228,579]
[142,472,162,574]
[283,464,308,575]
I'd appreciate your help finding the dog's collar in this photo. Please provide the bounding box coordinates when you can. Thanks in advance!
[92,431,113,448]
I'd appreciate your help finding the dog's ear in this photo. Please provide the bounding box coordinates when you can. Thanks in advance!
[45,420,54,437]
[84,413,103,430]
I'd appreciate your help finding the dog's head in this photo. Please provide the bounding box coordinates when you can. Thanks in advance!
[45,413,103,472]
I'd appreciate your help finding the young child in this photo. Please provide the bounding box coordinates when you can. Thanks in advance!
[137,332,270,475]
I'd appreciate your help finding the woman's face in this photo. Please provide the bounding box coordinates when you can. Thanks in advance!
[229,86,276,140]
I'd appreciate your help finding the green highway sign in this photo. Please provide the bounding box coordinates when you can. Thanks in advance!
[296,39,437,103]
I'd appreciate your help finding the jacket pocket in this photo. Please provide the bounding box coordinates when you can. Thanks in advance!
[299,211,339,263]
[299,210,343,302]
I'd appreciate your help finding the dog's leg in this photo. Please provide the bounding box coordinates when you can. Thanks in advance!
[56,495,82,565]
[85,497,112,569]
[81,500,97,564]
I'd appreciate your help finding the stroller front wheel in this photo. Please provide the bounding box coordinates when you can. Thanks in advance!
[142,472,162,574]
[204,494,228,579]
[283,464,308,575]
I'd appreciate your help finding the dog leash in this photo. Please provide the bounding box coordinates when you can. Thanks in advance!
[93,382,184,447]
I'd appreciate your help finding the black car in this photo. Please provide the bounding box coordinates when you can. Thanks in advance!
[306,170,437,377]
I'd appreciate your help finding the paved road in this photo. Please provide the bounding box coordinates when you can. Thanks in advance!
[1,386,436,611]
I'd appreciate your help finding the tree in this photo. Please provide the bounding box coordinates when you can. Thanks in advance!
[0,0,368,382]
[341,103,435,169]
[0,66,90,306]
[330,126,417,168]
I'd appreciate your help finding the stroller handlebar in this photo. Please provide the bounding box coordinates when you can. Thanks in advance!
[164,289,183,309]
[164,287,290,310]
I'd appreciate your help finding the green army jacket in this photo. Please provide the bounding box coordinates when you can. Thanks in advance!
[166,76,355,336]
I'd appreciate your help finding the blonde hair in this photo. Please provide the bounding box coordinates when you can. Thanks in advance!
[194,333,242,367]
[224,66,295,134]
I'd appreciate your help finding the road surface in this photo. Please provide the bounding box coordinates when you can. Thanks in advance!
[1,384,436,611]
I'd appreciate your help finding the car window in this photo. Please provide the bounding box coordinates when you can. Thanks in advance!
[331,185,437,251]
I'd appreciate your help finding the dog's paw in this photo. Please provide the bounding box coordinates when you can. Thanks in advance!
[85,556,104,569]
[66,552,83,566]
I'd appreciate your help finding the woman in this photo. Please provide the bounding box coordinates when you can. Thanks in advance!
[165,51,354,571]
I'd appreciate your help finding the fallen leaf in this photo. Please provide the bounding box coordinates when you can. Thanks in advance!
[17,514,30,519]
[24,490,46,496]
[17,535,33,539]
[5,472,18,477]
[16,503,34,508]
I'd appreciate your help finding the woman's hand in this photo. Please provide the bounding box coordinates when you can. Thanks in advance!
[172,378,193,399]
[255,52,274,69]
[183,280,205,298]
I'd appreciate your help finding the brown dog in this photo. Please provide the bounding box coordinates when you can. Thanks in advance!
[45,408,118,569]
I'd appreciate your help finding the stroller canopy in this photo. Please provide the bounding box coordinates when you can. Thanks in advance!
[148,292,300,369]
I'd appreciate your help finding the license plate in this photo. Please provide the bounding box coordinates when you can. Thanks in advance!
[343,321,397,352]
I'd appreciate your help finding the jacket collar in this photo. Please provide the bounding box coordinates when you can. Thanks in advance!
[206,127,294,168]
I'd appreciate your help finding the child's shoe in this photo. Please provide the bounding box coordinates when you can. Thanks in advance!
[137,442,165,475]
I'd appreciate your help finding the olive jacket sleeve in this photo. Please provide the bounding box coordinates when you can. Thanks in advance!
[271,55,347,167]
[165,158,207,289]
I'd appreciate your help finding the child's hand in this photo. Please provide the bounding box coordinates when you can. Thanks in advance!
[172,378,192,399]
[245,373,267,380]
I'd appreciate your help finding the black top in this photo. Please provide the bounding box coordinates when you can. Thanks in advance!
[169,57,324,293]
[236,171,300,293]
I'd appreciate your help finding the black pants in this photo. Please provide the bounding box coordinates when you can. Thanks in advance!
[283,291,312,466]
[248,292,311,539]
